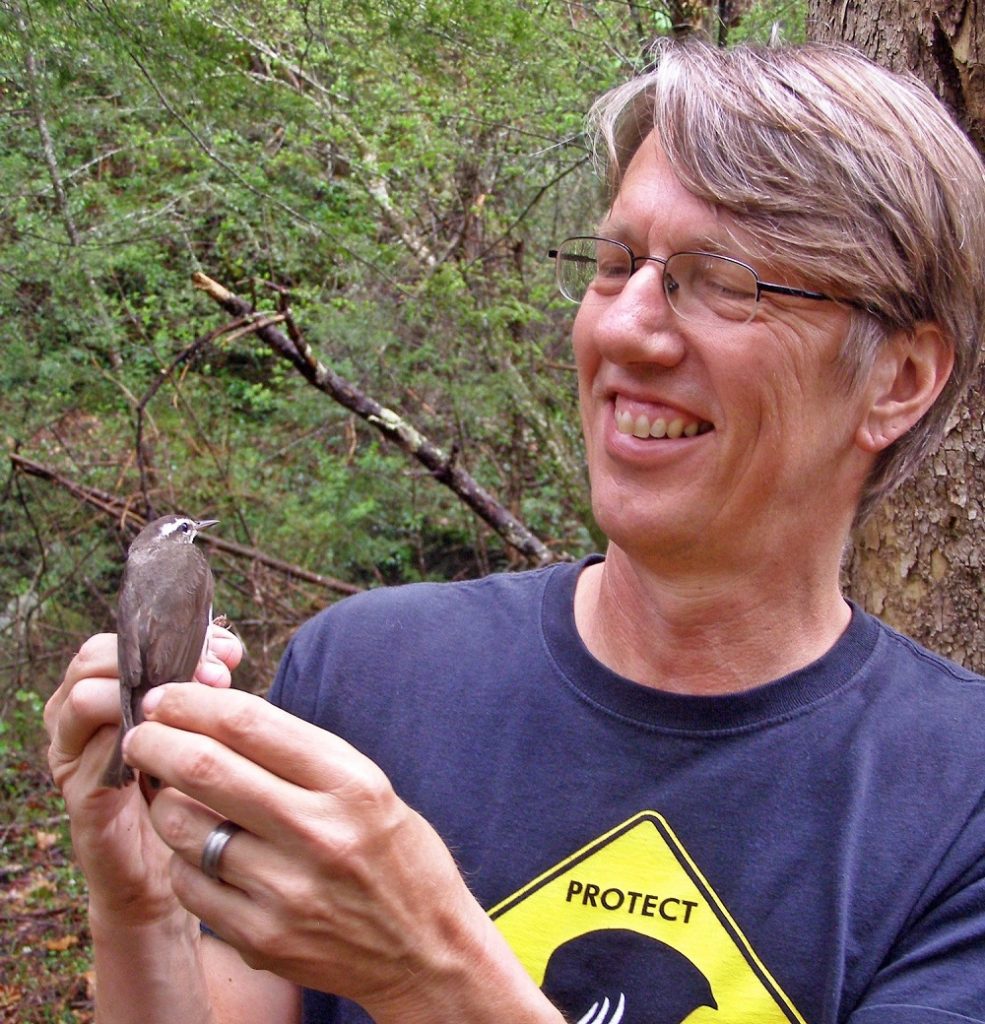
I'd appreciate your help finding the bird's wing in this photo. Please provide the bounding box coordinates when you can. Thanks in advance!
[133,546,215,690]
[116,570,144,730]
[117,569,142,685]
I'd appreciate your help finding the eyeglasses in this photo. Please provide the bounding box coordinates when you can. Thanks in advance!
[548,235,837,326]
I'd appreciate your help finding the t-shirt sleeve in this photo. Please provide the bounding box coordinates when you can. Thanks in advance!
[266,616,320,719]
[847,795,985,1023]
[266,630,301,712]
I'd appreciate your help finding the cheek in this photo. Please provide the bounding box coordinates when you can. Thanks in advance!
[571,305,593,363]
[744,324,842,423]
[571,314,600,406]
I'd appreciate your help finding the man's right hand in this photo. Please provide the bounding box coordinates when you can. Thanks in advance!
[44,628,242,925]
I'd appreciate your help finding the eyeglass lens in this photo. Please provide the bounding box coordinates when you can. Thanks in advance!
[556,238,760,324]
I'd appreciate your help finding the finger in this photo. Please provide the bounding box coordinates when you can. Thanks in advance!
[47,674,123,765]
[195,655,232,688]
[128,685,392,845]
[65,632,119,684]
[123,716,308,842]
[193,625,242,688]
[168,848,261,956]
[207,626,243,670]
[149,788,264,894]
[44,633,118,734]
[140,683,367,791]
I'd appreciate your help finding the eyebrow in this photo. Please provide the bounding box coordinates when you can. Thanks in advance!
[594,220,735,257]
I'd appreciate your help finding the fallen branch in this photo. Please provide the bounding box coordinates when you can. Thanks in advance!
[192,272,563,567]
[9,453,362,597]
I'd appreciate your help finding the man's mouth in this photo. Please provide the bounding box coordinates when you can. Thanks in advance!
[614,407,714,440]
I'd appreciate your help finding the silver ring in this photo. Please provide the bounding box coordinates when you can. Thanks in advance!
[200,820,241,880]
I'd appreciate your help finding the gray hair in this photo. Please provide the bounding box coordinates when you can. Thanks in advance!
[589,39,985,522]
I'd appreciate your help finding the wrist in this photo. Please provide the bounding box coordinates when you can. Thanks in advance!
[88,886,184,931]
[88,896,196,948]
[364,899,563,1024]
[89,903,214,1024]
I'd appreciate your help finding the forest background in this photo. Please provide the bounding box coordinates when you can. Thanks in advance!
[0,1,982,1020]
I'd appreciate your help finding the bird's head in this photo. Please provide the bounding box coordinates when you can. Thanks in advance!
[132,514,219,549]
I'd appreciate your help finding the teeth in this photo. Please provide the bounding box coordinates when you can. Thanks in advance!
[615,409,634,435]
[614,406,712,440]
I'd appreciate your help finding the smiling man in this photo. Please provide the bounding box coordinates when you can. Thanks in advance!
[47,39,985,1024]
[566,133,937,694]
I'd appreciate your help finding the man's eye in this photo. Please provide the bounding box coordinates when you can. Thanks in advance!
[707,278,749,298]
[597,260,628,279]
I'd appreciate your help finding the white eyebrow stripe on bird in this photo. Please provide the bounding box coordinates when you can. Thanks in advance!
[159,519,192,537]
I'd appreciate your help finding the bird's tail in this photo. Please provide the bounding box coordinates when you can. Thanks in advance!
[99,726,136,788]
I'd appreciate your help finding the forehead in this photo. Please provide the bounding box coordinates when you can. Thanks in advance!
[600,132,746,255]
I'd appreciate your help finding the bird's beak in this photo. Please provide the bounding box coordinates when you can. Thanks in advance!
[196,519,220,530]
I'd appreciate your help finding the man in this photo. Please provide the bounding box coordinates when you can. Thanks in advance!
[46,40,985,1023]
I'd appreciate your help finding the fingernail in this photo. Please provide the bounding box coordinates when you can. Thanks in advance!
[142,687,165,715]
[197,659,224,685]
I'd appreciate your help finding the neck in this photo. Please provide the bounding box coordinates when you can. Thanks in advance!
[574,541,852,696]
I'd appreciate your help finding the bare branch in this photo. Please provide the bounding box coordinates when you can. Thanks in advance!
[9,453,363,597]
[192,272,566,567]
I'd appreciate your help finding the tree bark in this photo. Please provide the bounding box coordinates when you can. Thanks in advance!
[807,0,985,671]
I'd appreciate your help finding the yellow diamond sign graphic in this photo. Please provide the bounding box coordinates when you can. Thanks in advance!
[490,811,806,1023]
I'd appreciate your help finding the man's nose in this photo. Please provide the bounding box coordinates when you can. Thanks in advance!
[584,262,686,368]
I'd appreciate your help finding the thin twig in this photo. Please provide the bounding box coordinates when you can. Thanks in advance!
[9,454,363,596]
[134,318,252,516]
[192,272,565,566]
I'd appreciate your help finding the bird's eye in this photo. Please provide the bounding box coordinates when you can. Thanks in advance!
[179,522,192,533]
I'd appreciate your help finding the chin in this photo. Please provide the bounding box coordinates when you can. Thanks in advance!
[593,500,684,558]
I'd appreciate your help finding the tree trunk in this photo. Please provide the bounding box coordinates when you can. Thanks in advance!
[807,0,985,672]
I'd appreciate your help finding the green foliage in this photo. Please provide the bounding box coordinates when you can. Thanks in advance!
[0,0,807,701]
[728,0,807,44]
[0,689,45,760]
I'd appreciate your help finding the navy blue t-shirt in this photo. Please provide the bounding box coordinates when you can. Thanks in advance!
[269,558,985,1023]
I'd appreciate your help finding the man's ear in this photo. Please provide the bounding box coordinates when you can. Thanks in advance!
[856,323,954,454]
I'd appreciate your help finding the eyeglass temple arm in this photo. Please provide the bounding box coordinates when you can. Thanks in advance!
[758,281,829,301]
[548,249,595,263]
[759,281,872,313]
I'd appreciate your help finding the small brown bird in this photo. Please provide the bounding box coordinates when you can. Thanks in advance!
[100,515,218,789]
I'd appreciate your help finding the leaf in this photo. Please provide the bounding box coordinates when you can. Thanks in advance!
[45,933,80,952]
[34,830,60,850]
[0,984,23,1011]
[28,872,57,897]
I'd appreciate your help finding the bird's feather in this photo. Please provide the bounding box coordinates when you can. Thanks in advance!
[100,518,216,789]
